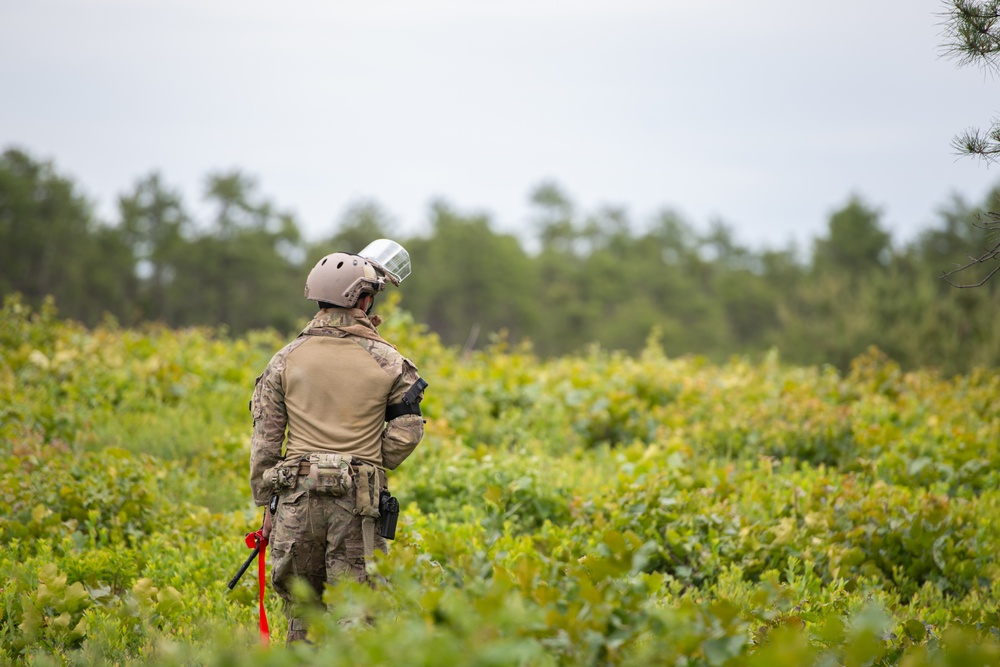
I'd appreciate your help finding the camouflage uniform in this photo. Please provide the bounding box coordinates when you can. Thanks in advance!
[249,307,425,643]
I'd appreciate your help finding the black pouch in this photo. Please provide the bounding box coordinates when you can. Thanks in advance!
[376,490,399,540]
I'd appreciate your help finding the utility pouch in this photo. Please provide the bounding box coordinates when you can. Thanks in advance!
[305,453,353,496]
[262,463,298,492]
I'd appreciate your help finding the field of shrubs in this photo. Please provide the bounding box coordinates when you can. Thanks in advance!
[2,293,1000,666]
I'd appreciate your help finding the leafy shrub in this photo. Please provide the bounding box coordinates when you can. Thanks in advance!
[3,300,1000,665]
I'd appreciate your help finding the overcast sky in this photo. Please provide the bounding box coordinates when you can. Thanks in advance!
[2,0,998,251]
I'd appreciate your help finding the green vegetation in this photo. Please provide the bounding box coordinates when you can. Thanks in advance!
[2,296,1000,666]
[5,146,1000,374]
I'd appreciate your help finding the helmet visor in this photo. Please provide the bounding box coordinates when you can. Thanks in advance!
[359,239,411,285]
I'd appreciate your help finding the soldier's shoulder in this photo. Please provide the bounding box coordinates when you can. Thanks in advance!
[355,335,417,378]
[266,337,309,374]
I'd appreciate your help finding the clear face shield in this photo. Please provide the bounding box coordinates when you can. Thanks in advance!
[359,239,411,286]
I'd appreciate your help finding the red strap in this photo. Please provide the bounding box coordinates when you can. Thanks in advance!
[245,530,270,646]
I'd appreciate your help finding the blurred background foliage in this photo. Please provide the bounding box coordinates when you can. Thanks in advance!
[3,145,1000,373]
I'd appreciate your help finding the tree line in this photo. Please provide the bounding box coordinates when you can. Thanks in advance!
[3,145,1000,374]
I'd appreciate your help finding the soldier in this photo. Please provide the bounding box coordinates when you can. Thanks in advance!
[249,239,426,645]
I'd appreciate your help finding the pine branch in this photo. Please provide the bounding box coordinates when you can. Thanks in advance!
[943,0,1000,69]
[940,211,1000,286]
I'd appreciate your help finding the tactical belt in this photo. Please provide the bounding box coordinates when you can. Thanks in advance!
[289,457,385,560]
[294,459,387,488]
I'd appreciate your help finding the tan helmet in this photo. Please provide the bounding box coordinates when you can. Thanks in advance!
[304,253,385,307]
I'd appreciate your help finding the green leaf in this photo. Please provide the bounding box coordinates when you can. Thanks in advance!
[903,618,927,642]
[703,635,746,665]
[155,586,183,617]
[483,485,503,508]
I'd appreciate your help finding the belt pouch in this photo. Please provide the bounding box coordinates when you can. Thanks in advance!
[306,454,353,496]
[263,463,298,491]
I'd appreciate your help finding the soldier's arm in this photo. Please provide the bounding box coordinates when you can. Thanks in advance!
[381,359,427,470]
[249,359,287,505]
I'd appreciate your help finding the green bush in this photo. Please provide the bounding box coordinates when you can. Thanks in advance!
[3,299,1000,665]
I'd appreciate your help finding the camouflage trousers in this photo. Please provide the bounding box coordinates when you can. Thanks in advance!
[269,488,388,645]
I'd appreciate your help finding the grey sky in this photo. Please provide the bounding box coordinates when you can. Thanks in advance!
[2,0,997,251]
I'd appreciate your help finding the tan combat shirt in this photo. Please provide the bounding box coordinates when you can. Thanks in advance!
[249,308,425,506]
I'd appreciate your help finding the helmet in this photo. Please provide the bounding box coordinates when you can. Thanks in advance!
[304,253,385,307]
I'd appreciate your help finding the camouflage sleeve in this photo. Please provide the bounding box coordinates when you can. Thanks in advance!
[381,358,426,470]
[249,353,288,506]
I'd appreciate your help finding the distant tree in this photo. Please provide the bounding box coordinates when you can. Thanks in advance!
[81,225,134,324]
[0,147,132,323]
[204,171,269,236]
[606,209,728,355]
[308,200,393,267]
[117,173,191,321]
[403,201,539,350]
[530,181,578,255]
[774,200,895,368]
[699,220,784,350]
[0,148,89,303]
[173,171,306,332]
[812,197,890,275]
